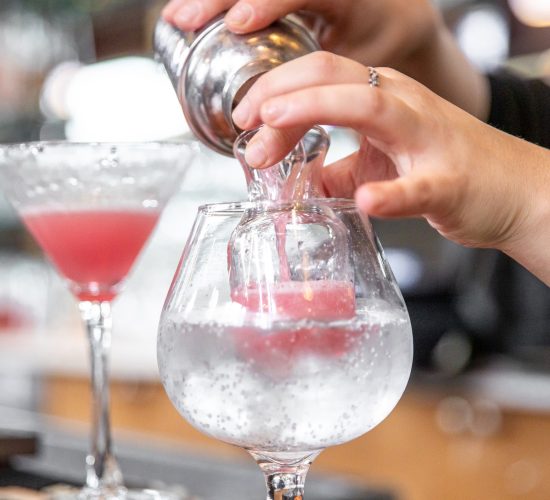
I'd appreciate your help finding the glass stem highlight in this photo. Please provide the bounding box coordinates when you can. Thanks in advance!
[80,300,124,492]
[253,452,318,500]
[265,471,307,500]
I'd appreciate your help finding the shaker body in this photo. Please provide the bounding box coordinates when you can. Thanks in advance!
[154,16,320,156]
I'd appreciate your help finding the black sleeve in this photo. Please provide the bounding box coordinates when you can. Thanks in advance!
[457,73,550,355]
[488,71,550,149]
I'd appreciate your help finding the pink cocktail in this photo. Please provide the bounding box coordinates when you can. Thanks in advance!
[232,280,358,361]
[23,209,159,302]
[232,280,356,321]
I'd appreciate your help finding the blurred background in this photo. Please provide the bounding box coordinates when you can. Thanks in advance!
[0,0,550,499]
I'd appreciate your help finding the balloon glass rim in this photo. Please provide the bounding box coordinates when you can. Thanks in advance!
[198,198,359,215]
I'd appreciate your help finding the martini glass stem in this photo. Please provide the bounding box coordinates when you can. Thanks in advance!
[80,300,124,492]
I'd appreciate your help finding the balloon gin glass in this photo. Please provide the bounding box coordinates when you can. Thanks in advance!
[157,127,413,499]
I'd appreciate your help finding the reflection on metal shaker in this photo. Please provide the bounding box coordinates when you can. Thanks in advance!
[153,15,319,156]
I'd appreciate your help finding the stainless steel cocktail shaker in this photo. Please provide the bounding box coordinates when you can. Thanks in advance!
[154,15,320,156]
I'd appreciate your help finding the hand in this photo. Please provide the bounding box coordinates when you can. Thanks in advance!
[163,0,437,67]
[230,52,550,283]
[162,0,489,119]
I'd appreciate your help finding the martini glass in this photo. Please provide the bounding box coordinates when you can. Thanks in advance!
[0,141,197,499]
[157,128,413,499]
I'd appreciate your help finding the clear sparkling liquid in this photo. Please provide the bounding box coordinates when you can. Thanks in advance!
[158,301,412,453]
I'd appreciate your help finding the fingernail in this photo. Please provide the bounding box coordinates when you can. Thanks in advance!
[175,2,200,25]
[232,97,250,127]
[262,101,287,124]
[226,3,253,26]
[245,139,267,168]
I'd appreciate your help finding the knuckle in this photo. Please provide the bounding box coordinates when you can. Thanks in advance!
[379,67,400,80]
[309,50,340,75]
[362,86,385,116]
[276,128,302,150]
[378,67,413,91]
[413,177,433,208]
[391,182,408,213]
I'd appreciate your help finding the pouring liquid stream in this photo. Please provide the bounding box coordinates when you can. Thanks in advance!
[229,126,358,352]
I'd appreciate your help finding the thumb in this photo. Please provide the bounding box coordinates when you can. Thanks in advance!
[354,174,460,220]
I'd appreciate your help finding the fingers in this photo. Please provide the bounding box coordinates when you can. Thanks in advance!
[322,140,398,198]
[244,126,310,169]
[225,0,308,34]
[233,52,382,130]
[242,81,418,168]
[355,174,458,219]
[163,0,310,34]
[320,152,361,199]
[255,84,417,158]
[162,0,187,21]
[163,0,236,31]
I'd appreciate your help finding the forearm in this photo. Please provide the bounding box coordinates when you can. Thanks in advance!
[400,27,491,121]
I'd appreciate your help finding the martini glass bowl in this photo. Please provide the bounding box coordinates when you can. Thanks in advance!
[0,141,197,499]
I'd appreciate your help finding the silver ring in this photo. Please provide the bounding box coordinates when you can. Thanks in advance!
[368,67,380,88]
